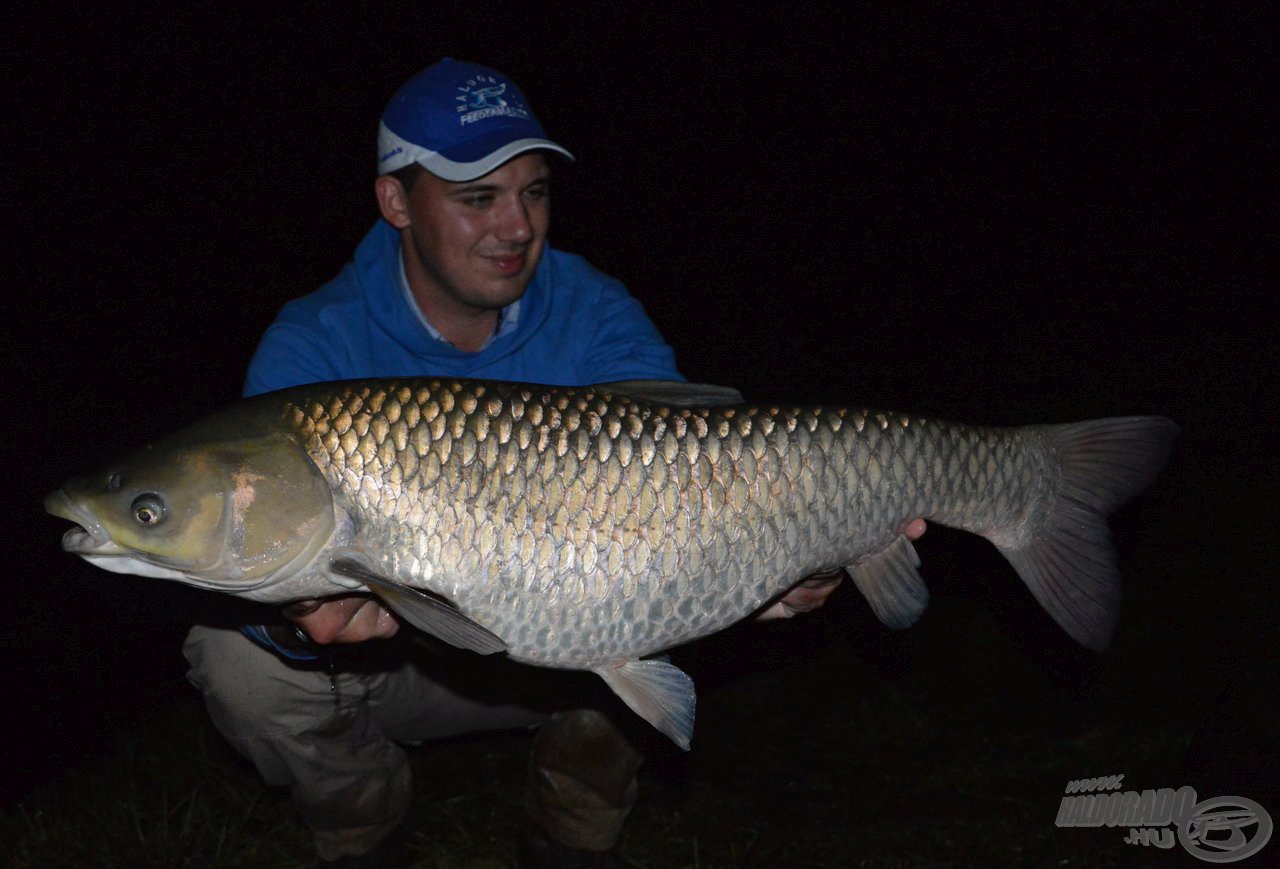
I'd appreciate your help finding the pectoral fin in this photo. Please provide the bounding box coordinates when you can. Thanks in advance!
[596,657,696,751]
[328,558,508,655]
[847,534,930,630]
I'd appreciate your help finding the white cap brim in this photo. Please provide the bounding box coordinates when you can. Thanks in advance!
[378,122,574,182]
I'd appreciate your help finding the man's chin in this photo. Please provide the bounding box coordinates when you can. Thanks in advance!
[466,283,528,310]
[472,269,537,306]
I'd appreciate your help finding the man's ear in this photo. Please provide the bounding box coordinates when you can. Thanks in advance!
[375,175,411,229]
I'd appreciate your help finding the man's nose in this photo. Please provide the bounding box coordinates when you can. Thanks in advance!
[495,198,533,243]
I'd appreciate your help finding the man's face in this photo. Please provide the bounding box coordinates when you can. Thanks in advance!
[395,153,551,316]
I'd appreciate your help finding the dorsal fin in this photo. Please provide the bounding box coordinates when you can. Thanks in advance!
[594,380,743,407]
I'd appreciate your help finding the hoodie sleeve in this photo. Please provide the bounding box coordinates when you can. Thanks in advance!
[242,320,345,398]
[575,278,684,383]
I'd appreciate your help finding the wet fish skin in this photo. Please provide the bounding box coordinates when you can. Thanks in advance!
[46,378,1177,748]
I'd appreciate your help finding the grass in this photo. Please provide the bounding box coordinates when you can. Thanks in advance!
[4,596,1200,868]
[6,700,309,867]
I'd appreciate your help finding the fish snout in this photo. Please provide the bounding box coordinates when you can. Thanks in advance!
[45,489,112,551]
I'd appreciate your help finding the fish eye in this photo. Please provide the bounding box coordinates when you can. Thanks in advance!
[131,493,167,526]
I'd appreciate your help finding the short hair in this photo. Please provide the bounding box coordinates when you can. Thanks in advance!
[388,162,425,194]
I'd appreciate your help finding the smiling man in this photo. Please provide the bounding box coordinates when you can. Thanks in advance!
[183,58,903,868]
[183,59,689,868]
[386,155,552,346]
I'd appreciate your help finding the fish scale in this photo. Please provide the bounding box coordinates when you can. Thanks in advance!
[48,377,1176,748]
[282,381,1049,665]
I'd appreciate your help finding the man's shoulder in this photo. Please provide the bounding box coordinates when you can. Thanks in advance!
[541,247,619,290]
[274,268,367,330]
[516,246,680,383]
[536,247,640,315]
[274,221,398,331]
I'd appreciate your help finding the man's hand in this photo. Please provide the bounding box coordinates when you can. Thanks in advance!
[282,594,401,644]
[755,518,926,621]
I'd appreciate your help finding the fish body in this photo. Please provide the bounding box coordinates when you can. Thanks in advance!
[46,378,1177,748]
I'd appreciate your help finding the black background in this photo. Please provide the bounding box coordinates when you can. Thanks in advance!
[4,5,1273,811]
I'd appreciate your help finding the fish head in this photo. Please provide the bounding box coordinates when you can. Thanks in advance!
[45,432,336,595]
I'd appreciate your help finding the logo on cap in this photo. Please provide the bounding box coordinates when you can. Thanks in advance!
[456,74,531,126]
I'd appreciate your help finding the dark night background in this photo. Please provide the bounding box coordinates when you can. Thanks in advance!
[3,3,1274,861]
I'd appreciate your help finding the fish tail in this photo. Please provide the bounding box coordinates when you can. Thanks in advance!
[993,416,1178,650]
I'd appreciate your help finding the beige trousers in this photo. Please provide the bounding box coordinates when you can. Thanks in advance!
[184,625,640,861]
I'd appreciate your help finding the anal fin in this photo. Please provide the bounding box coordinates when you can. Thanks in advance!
[847,534,930,630]
[596,658,696,751]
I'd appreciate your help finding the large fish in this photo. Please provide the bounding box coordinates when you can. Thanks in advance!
[46,378,1176,748]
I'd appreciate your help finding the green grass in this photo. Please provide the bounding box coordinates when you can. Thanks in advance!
[5,611,1196,868]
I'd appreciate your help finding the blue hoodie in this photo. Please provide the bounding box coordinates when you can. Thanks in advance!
[241,219,681,660]
[244,220,681,397]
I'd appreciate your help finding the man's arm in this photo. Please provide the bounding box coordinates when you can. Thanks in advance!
[269,268,922,643]
[239,309,387,649]
[283,595,401,644]
[574,278,683,383]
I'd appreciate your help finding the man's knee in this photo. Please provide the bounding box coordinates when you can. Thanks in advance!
[527,708,643,852]
[184,625,411,840]
[183,624,329,739]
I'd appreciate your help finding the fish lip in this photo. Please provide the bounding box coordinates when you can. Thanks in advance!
[45,489,117,553]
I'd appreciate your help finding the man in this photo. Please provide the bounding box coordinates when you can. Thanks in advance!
[184,58,921,867]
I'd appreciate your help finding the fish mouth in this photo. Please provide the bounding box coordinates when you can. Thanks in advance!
[44,489,125,556]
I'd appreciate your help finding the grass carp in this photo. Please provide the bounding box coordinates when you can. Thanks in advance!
[46,378,1176,748]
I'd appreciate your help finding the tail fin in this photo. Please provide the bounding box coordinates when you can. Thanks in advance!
[996,416,1178,651]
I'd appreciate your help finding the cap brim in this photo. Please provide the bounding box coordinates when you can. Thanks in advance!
[424,137,575,182]
[378,121,573,181]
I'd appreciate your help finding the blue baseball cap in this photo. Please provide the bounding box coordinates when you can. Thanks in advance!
[377,58,574,182]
